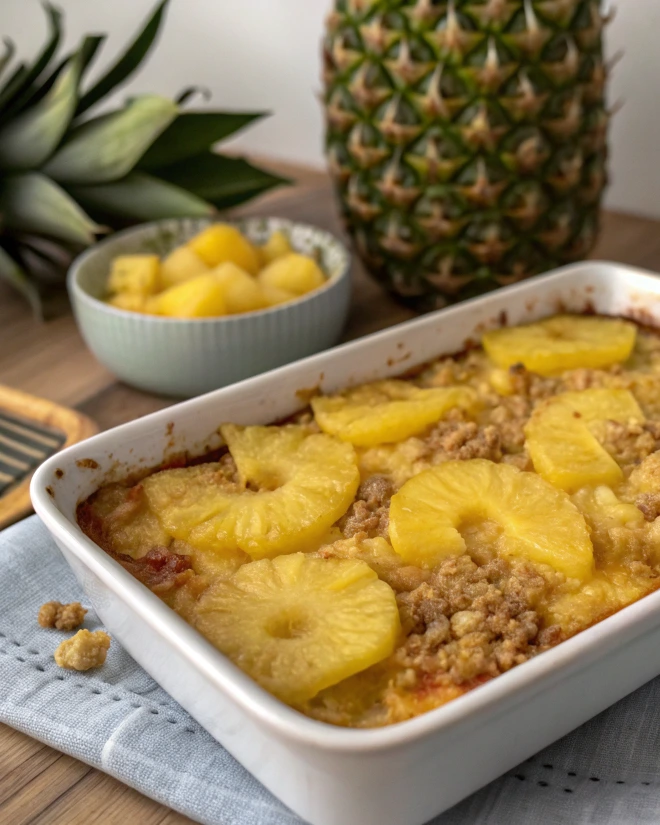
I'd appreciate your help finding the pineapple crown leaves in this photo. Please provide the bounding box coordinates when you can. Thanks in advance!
[0,0,288,316]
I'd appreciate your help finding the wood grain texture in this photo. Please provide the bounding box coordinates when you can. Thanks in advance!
[1,163,660,825]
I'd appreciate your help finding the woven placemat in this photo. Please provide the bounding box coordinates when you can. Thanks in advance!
[3,515,660,825]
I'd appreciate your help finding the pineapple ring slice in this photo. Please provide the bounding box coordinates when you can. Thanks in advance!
[311,380,478,447]
[193,553,400,704]
[525,389,643,492]
[143,425,359,560]
[388,459,593,581]
[482,315,637,376]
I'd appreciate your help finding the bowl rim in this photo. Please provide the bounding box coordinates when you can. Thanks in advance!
[67,216,352,325]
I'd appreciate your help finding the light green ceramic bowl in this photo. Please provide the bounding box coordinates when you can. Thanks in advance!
[68,217,352,398]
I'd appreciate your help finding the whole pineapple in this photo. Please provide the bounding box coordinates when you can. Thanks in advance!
[323,0,610,308]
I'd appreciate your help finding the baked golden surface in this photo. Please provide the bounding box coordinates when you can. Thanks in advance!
[78,315,660,727]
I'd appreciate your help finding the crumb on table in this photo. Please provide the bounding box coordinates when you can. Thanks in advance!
[38,601,87,630]
[54,629,111,671]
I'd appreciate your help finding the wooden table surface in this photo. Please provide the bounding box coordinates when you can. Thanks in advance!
[3,163,660,825]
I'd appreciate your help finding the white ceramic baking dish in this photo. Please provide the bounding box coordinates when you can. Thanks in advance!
[31,261,660,825]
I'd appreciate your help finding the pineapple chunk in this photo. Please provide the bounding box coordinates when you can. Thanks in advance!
[629,452,660,494]
[388,459,594,580]
[259,230,293,266]
[311,380,478,447]
[482,315,637,376]
[187,223,260,274]
[572,486,645,533]
[488,368,515,396]
[108,292,147,313]
[525,389,643,491]
[160,246,208,289]
[143,296,162,315]
[108,254,160,297]
[258,253,326,295]
[357,439,429,489]
[545,569,651,635]
[186,543,249,580]
[212,262,268,314]
[154,273,227,318]
[143,425,360,559]
[261,283,297,307]
[192,553,400,704]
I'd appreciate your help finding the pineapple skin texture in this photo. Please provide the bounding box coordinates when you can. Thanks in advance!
[323,1,609,307]
[193,553,400,704]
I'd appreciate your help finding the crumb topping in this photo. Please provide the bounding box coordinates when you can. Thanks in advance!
[636,493,660,522]
[340,476,392,539]
[423,418,503,462]
[54,629,111,671]
[38,601,87,630]
[394,555,555,686]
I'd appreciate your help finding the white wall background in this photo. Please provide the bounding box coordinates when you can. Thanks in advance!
[3,0,660,218]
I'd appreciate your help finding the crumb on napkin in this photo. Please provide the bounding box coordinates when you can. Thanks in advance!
[54,629,111,671]
[38,600,88,630]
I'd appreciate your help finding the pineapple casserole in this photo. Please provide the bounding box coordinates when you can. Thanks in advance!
[78,315,660,727]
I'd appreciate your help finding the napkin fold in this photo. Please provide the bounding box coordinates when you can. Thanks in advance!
[2,515,660,825]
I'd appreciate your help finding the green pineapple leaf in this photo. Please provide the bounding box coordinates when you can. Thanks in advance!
[175,86,211,105]
[0,50,81,169]
[18,234,74,269]
[78,35,107,78]
[43,94,178,184]
[16,235,76,291]
[21,35,106,114]
[0,243,42,318]
[138,111,266,170]
[76,0,169,116]
[71,172,215,221]
[0,63,28,111]
[0,3,63,122]
[0,173,102,245]
[0,0,287,316]
[0,39,16,83]
[154,152,290,210]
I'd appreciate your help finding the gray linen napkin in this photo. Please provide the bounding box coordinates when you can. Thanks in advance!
[2,515,659,825]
